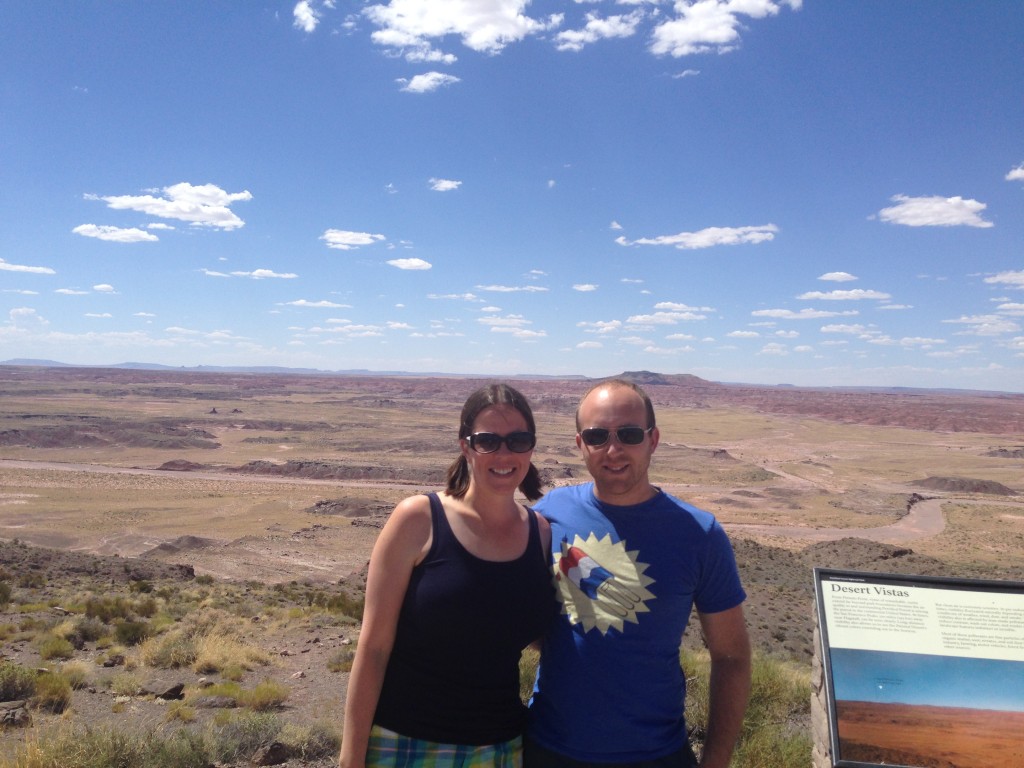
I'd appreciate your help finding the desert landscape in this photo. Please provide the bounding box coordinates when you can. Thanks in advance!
[0,365,1022,766]
[836,700,1024,767]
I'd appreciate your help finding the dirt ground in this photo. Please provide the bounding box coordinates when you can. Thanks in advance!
[0,366,1022,764]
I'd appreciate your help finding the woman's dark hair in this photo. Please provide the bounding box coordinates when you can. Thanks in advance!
[445,383,543,501]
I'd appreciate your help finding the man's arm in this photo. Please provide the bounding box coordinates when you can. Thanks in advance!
[695,604,752,768]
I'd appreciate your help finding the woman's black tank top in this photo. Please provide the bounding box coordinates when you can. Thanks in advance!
[373,492,555,745]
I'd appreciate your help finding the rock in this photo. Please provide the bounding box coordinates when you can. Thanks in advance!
[191,695,237,709]
[0,700,30,728]
[251,741,290,766]
[156,683,186,700]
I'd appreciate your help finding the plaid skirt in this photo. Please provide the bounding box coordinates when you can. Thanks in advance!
[367,725,523,768]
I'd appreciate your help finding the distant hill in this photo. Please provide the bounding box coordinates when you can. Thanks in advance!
[0,359,585,380]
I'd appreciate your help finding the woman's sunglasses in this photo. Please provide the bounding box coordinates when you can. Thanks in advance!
[467,431,536,454]
[579,426,653,447]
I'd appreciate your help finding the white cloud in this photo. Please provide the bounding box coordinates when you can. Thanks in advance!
[93,284,116,293]
[877,194,994,228]
[576,341,603,349]
[321,229,386,250]
[616,223,777,249]
[56,288,89,295]
[429,177,462,191]
[86,182,252,230]
[995,303,1024,316]
[231,269,298,279]
[478,314,531,328]
[283,299,352,308]
[293,0,320,33]
[387,258,432,270]
[72,224,159,243]
[573,284,598,292]
[672,69,700,79]
[365,0,561,56]
[985,270,1024,289]
[555,10,643,52]
[797,289,891,301]
[818,271,857,282]
[0,258,55,275]
[728,330,760,338]
[475,284,549,293]
[578,320,622,334]
[610,221,623,230]
[650,0,800,58]
[654,301,714,312]
[753,308,859,320]
[821,324,869,334]
[1005,163,1024,182]
[627,309,707,324]
[398,72,461,93]
[427,292,480,301]
[943,314,1021,336]
[8,307,48,327]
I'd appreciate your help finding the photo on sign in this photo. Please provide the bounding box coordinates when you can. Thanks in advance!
[814,568,1024,768]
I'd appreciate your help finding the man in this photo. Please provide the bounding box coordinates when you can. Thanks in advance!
[528,379,751,768]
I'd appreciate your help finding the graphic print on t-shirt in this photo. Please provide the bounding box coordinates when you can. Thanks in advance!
[553,533,655,634]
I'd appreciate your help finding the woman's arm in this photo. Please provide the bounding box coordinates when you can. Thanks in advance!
[338,495,433,768]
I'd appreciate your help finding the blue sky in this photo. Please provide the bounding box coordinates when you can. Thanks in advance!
[830,648,1024,713]
[3,2,1023,391]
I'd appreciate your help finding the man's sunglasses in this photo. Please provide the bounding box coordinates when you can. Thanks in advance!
[579,426,653,447]
[467,431,536,454]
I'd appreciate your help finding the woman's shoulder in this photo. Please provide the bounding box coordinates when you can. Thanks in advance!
[377,494,435,550]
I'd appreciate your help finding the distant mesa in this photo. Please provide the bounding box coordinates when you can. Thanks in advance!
[141,535,223,556]
[619,370,713,387]
[157,460,208,472]
[912,476,1018,496]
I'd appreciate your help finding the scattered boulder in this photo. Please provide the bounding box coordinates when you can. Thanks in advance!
[0,701,30,728]
[252,741,290,766]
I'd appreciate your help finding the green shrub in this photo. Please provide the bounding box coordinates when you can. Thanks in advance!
[59,660,92,690]
[85,595,133,623]
[139,628,197,669]
[518,647,539,704]
[114,620,150,646]
[327,647,355,673]
[37,634,75,661]
[240,679,289,711]
[0,580,11,607]
[681,649,810,768]
[2,724,211,768]
[108,671,143,697]
[0,659,36,700]
[32,671,73,713]
[209,711,282,764]
[71,615,108,644]
[278,721,340,761]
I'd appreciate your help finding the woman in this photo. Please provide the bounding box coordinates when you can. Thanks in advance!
[339,383,555,768]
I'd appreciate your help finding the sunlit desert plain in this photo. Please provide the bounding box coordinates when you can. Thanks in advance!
[0,365,1022,765]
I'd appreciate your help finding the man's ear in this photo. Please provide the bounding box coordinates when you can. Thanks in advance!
[575,432,584,451]
[649,426,660,453]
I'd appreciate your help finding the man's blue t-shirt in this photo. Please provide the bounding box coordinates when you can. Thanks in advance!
[528,483,746,763]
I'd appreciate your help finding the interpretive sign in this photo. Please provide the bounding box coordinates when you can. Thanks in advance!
[814,568,1024,768]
